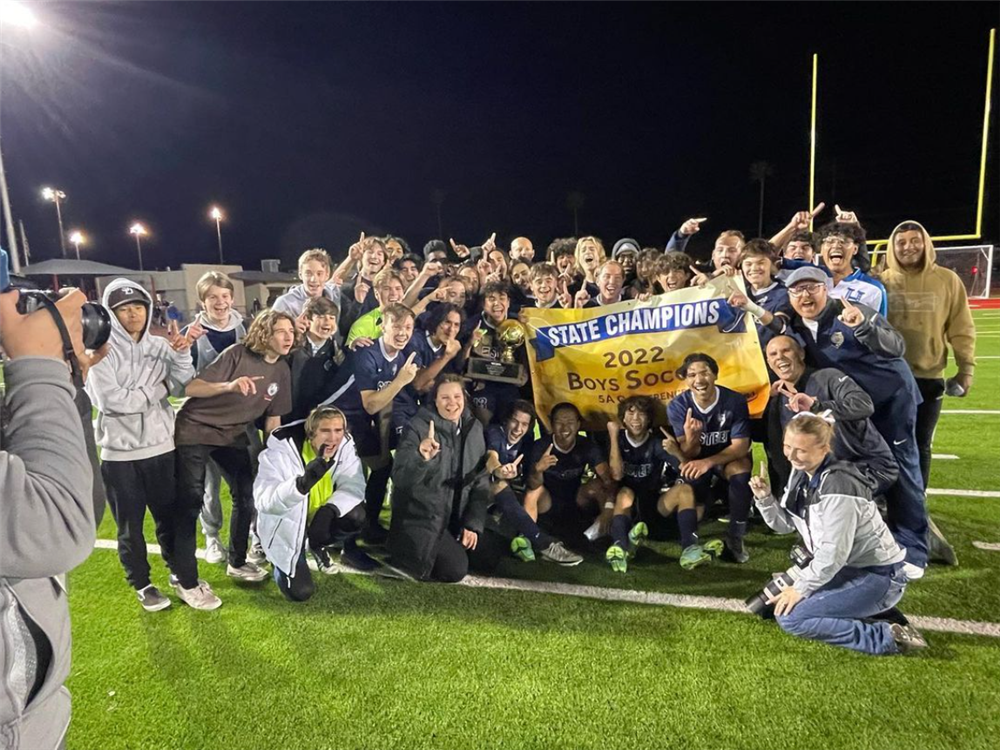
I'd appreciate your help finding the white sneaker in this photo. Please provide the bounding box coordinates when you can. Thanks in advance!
[226,561,269,583]
[204,535,226,564]
[174,580,222,611]
[902,562,926,581]
[246,541,267,566]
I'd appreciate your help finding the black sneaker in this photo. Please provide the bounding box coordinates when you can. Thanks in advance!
[340,547,381,572]
[890,623,928,654]
[721,535,750,564]
[362,524,390,545]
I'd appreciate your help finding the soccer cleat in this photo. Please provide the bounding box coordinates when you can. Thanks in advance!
[310,545,339,575]
[340,547,381,572]
[702,538,725,558]
[540,541,583,567]
[890,623,928,654]
[226,562,269,583]
[510,535,536,562]
[628,521,649,551]
[721,535,750,564]
[136,584,171,612]
[679,544,712,571]
[927,518,959,566]
[246,541,267,566]
[606,544,628,573]
[204,535,226,564]
[173,579,222,611]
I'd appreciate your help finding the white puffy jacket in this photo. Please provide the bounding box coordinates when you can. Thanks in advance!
[254,422,365,576]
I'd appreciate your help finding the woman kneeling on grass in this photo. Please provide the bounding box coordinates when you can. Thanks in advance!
[254,406,369,601]
[751,413,928,655]
[387,374,505,582]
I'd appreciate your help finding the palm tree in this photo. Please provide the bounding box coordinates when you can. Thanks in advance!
[566,191,585,235]
[430,188,446,239]
[749,161,775,237]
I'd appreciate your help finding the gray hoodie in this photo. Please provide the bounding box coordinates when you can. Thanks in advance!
[85,279,195,461]
[271,282,341,318]
[1,358,96,749]
[755,458,905,596]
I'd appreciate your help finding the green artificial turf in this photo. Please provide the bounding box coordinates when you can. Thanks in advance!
[65,310,1000,749]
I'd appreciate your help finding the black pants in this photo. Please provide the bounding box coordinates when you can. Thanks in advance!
[102,453,177,590]
[175,443,255,587]
[365,461,392,530]
[277,504,367,603]
[914,378,945,489]
[429,528,506,583]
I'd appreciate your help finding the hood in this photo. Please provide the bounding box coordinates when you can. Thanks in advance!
[886,220,936,274]
[195,308,244,333]
[102,278,152,344]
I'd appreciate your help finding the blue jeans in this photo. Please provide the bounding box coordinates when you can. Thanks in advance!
[777,565,907,655]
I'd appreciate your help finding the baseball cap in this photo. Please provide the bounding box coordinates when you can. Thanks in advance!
[785,266,831,287]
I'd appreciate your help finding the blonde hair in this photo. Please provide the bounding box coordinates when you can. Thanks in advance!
[196,271,235,302]
[243,309,298,355]
[298,248,332,272]
[305,405,348,440]
[784,413,835,447]
[574,236,607,276]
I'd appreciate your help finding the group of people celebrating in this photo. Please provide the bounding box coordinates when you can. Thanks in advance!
[85,202,976,657]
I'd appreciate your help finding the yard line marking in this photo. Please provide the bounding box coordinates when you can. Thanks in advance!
[927,488,1000,498]
[932,454,959,460]
[972,541,1000,552]
[90,540,1000,638]
[941,410,1000,415]
[975,356,1000,359]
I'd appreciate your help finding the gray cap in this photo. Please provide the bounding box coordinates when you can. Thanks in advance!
[612,238,640,259]
[785,265,831,287]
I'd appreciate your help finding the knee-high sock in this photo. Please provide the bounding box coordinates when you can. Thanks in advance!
[493,489,553,549]
[728,473,752,537]
[677,508,699,549]
[610,514,631,550]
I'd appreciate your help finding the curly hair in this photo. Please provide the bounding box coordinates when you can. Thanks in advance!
[816,221,867,246]
[617,395,659,423]
[243,309,298,355]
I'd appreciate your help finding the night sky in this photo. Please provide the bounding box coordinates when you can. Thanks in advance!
[3,1,997,272]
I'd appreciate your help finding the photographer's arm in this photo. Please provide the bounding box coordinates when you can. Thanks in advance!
[0,358,96,577]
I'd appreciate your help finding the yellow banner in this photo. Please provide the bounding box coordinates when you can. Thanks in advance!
[522,278,770,431]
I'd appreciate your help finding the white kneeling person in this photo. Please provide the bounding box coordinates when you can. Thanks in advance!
[254,405,373,602]
[750,413,927,655]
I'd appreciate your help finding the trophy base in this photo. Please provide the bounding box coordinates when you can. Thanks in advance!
[466,358,528,385]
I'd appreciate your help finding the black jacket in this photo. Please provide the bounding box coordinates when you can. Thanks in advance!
[388,406,490,579]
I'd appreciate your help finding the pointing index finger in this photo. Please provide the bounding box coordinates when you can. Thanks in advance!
[405,351,418,367]
[810,202,826,217]
[427,421,435,440]
[512,454,524,467]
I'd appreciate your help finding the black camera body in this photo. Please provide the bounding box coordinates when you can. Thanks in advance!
[745,545,813,618]
[13,290,112,351]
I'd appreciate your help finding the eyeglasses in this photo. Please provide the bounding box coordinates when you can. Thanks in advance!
[788,283,826,298]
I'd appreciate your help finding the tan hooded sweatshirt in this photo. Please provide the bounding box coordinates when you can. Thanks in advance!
[881,220,976,380]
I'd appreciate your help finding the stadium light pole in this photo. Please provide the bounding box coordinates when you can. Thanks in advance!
[41,187,68,258]
[209,205,224,263]
[68,230,84,260]
[130,222,148,271]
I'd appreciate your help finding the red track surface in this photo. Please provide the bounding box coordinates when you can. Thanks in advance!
[969,298,1000,309]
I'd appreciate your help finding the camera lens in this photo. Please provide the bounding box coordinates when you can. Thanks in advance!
[80,303,112,350]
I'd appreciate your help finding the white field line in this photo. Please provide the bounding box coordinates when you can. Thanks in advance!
[932,454,959,460]
[940,410,1000,415]
[975,356,1000,359]
[927,488,1000,498]
[91,540,1000,638]
[972,541,1000,552]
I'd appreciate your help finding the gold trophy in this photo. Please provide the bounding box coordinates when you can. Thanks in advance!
[467,319,528,385]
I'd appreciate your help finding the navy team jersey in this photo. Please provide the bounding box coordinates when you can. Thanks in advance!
[618,432,673,490]
[411,332,464,381]
[749,281,792,347]
[353,338,419,435]
[486,424,534,488]
[667,385,751,458]
[529,435,605,497]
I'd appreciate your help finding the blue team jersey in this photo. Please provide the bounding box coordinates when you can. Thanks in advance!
[411,331,464,380]
[486,424,533,488]
[749,281,793,347]
[667,386,751,458]
[529,435,605,495]
[353,339,419,432]
[618,431,673,489]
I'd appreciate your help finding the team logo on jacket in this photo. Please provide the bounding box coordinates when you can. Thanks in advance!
[267,383,279,397]
[831,332,845,348]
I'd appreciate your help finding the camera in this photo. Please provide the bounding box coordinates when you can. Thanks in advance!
[15,290,112,351]
[745,544,813,618]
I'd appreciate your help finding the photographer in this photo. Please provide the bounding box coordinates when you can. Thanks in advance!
[0,279,102,748]
[750,414,925,655]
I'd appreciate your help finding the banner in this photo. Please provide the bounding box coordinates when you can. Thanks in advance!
[522,277,770,431]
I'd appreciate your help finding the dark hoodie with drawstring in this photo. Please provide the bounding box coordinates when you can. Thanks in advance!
[881,221,976,380]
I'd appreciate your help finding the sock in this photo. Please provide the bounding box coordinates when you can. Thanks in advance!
[677,508,699,549]
[728,473,752,533]
[610,514,631,550]
[494,489,544,542]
